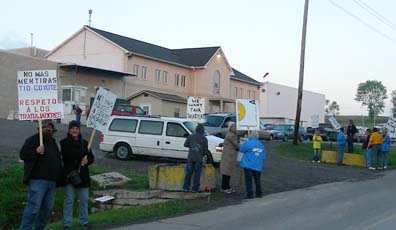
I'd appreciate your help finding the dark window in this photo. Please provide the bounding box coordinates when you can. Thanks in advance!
[166,122,188,137]
[136,107,146,115]
[109,119,138,133]
[139,120,163,135]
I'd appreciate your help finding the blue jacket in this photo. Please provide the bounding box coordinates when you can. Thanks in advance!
[239,137,266,172]
[382,135,391,152]
[336,132,346,145]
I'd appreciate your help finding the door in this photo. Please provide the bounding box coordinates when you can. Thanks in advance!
[134,120,164,156]
[162,122,190,159]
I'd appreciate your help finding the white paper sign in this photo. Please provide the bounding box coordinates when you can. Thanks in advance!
[187,97,205,123]
[94,196,115,203]
[385,117,396,131]
[236,99,259,130]
[311,114,319,128]
[86,88,117,132]
[328,117,341,130]
[17,70,62,120]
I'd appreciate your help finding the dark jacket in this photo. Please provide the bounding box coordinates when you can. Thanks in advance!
[60,134,94,188]
[20,133,62,185]
[184,125,209,163]
[362,134,371,149]
[347,124,357,137]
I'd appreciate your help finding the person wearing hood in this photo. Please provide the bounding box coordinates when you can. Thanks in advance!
[182,123,209,192]
[19,121,62,230]
[60,121,94,230]
[220,122,239,194]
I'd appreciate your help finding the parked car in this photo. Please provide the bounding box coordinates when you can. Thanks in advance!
[271,124,306,142]
[99,116,224,163]
[259,128,286,141]
[306,123,338,141]
[87,104,146,117]
[341,125,366,142]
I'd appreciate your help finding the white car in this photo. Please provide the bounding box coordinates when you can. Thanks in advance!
[99,116,224,163]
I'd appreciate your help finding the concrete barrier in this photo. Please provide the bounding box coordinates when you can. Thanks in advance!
[321,150,365,167]
[148,163,216,191]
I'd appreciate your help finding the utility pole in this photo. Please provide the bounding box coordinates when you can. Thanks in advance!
[293,0,309,145]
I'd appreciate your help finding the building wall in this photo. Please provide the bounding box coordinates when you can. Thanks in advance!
[229,79,260,100]
[129,94,163,116]
[47,29,126,72]
[260,82,325,126]
[162,101,187,118]
[0,50,58,118]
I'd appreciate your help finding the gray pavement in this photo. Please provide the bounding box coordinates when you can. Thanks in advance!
[110,170,396,230]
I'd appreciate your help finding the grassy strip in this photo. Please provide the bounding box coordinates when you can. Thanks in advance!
[271,142,396,166]
[47,199,206,229]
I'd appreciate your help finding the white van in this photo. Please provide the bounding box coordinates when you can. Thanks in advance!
[99,116,224,163]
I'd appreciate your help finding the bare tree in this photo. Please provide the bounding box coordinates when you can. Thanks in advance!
[325,99,340,116]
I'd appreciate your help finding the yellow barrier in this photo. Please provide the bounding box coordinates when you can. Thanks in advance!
[321,150,365,167]
[148,163,216,191]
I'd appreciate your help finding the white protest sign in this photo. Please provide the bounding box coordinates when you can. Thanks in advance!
[187,97,205,123]
[385,117,396,131]
[311,114,319,128]
[328,116,341,130]
[236,99,259,131]
[86,87,117,132]
[17,70,62,120]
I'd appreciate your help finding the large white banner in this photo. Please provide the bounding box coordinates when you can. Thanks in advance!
[187,97,205,123]
[86,87,117,132]
[17,70,62,120]
[236,99,259,130]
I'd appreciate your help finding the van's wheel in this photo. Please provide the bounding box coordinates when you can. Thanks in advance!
[203,152,214,164]
[114,143,132,160]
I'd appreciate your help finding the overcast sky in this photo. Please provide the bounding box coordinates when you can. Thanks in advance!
[1,0,396,116]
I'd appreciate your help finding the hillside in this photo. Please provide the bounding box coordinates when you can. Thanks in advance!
[325,115,389,128]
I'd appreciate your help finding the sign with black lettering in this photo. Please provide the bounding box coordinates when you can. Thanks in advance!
[17,70,62,120]
[187,97,205,123]
[86,87,116,132]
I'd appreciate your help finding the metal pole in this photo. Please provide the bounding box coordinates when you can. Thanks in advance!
[293,0,309,145]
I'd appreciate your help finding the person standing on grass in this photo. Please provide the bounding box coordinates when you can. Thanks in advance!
[19,121,62,230]
[346,120,357,153]
[220,122,239,194]
[312,129,322,163]
[239,131,266,199]
[380,128,390,170]
[182,124,209,193]
[362,128,372,168]
[367,127,383,170]
[336,127,347,166]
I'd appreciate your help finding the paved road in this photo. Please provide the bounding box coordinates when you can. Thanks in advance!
[110,170,396,230]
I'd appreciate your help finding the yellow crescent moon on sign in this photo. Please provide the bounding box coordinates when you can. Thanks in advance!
[238,102,246,121]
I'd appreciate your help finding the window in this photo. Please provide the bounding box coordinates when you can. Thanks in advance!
[174,74,180,86]
[155,69,161,83]
[181,75,186,87]
[213,70,220,88]
[109,119,138,133]
[141,66,147,80]
[239,88,243,98]
[248,90,251,99]
[234,87,238,99]
[252,91,256,99]
[162,71,168,84]
[166,122,188,137]
[141,105,150,115]
[136,106,146,115]
[138,120,163,135]
[62,88,71,101]
[133,64,139,78]
[174,108,180,118]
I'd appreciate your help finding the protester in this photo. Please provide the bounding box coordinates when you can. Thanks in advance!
[346,120,357,153]
[61,120,94,230]
[361,128,372,168]
[75,105,82,124]
[182,124,209,193]
[380,128,390,170]
[220,122,239,194]
[312,129,322,163]
[19,121,62,230]
[336,127,346,166]
[367,127,383,170]
[239,131,266,199]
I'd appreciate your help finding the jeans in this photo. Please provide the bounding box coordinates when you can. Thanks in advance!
[336,144,345,165]
[20,179,57,230]
[380,151,389,168]
[221,175,231,190]
[63,184,89,227]
[313,148,320,161]
[347,135,354,153]
[183,160,202,192]
[364,148,371,167]
[76,114,81,123]
[244,169,262,198]
[371,144,382,168]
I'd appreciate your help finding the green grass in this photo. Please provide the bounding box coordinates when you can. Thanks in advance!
[271,142,396,166]
[325,115,388,128]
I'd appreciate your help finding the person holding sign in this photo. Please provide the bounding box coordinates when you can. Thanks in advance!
[61,120,94,230]
[220,122,239,194]
[336,128,347,166]
[19,121,62,230]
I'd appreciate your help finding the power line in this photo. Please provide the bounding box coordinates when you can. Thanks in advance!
[328,0,396,46]
[353,0,396,32]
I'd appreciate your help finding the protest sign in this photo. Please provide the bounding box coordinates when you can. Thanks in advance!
[311,114,320,128]
[187,97,205,123]
[236,99,259,131]
[385,116,396,131]
[86,87,117,132]
[328,116,341,130]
